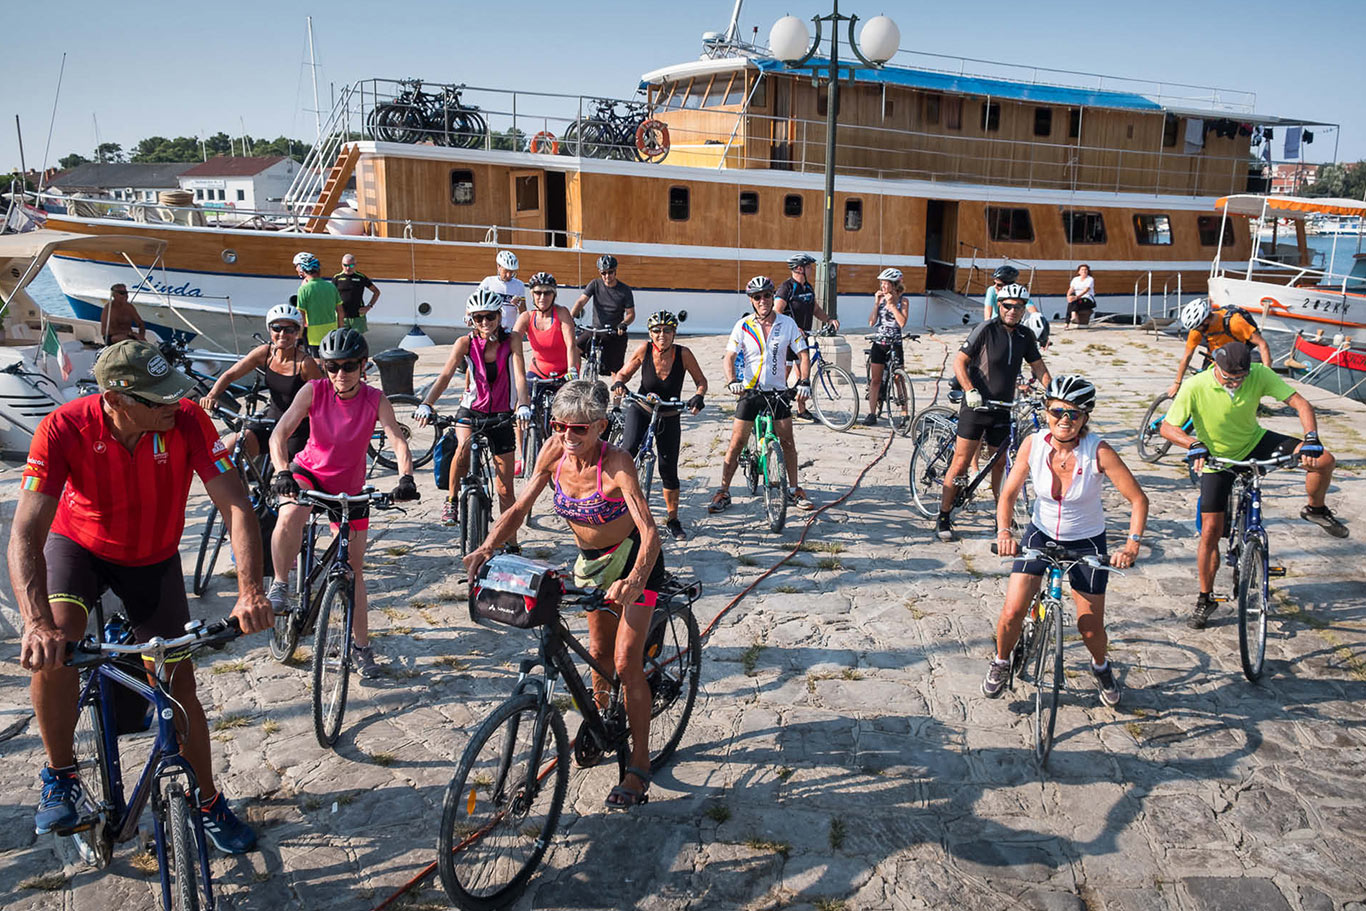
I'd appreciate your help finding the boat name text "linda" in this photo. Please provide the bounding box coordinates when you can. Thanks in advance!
[138,280,204,298]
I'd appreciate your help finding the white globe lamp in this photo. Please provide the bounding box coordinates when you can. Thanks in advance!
[858,15,900,65]
[768,16,811,63]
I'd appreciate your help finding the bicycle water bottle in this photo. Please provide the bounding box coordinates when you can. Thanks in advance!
[734,349,746,380]
[1048,569,1062,601]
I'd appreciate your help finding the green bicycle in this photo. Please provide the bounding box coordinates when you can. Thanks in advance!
[737,388,794,533]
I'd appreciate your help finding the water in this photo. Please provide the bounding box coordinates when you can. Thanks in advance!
[26,265,74,317]
[1304,234,1363,276]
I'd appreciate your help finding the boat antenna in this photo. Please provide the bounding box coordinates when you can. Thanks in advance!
[36,52,66,199]
[307,17,322,149]
[723,0,745,43]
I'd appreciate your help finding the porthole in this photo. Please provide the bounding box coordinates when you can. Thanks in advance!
[418,302,432,316]
[221,249,238,264]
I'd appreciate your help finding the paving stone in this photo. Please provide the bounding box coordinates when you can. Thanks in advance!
[1182,875,1292,911]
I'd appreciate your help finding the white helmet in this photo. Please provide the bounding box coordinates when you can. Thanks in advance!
[1024,312,1050,347]
[466,288,505,316]
[496,250,519,271]
[292,251,318,269]
[999,282,1030,303]
[878,267,903,283]
[266,303,304,328]
[1180,297,1213,332]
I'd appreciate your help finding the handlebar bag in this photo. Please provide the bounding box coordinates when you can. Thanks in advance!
[470,554,562,629]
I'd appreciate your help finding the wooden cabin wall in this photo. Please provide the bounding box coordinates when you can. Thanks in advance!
[367,158,512,241]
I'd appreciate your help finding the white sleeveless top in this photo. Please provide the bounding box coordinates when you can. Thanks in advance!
[1028,430,1106,540]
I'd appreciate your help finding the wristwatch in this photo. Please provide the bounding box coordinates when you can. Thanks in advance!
[1128,534,1142,543]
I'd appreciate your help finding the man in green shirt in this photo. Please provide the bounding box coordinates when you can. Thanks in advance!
[1160,342,1347,629]
[293,251,343,352]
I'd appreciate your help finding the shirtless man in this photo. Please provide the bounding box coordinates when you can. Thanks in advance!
[100,284,147,345]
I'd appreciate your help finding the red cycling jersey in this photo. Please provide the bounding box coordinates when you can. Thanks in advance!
[21,397,231,566]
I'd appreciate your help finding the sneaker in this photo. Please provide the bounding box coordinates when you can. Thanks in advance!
[796,409,818,423]
[1092,662,1121,707]
[1302,505,1349,539]
[861,413,879,427]
[936,512,957,542]
[666,517,687,541]
[34,765,84,834]
[200,792,257,854]
[981,659,1010,698]
[789,487,816,511]
[441,498,458,527]
[353,644,382,679]
[1188,592,1217,630]
[267,579,290,616]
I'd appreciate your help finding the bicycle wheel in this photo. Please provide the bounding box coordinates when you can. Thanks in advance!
[70,687,113,868]
[162,781,202,911]
[519,422,541,481]
[312,576,354,748]
[1136,393,1174,462]
[810,364,859,432]
[761,438,787,533]
[603,407,623,446]
[269,590,301,664]
[461,486,490,558]
[908,415,957,519]
[438,694,570,911]
[1237,536,1270,682]
[191,506,228,597]
[887,369,916,437]
[1033,597,1064,765]
[368,394,438,470]
[644,604,700,770]
[637,451,656,503]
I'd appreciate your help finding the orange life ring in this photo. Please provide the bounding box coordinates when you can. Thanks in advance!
[530,131,558,155]
[635,119,670,161]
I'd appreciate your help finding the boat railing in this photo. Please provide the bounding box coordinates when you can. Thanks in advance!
[1222,253,1357,295]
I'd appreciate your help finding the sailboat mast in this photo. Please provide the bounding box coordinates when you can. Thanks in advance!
[307,17,322,148]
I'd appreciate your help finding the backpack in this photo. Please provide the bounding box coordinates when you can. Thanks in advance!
[1216,305,1258,335]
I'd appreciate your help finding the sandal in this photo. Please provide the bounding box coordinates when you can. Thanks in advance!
[707,491,732,514]
[605,765,651,810]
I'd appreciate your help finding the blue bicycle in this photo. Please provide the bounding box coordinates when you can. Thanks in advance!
[618,389,690,501]
[65,611,241,910]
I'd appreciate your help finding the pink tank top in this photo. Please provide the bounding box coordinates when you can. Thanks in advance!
[294,378,382,494]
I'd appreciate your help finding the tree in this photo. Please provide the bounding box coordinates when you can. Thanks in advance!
[1302,161,1365,200]
[490,128,526,152]
[58,153,89,169]
[95,142,124,163]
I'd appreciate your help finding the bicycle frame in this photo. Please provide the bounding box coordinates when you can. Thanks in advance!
[954,400,1036,507]
[292,499,360,634]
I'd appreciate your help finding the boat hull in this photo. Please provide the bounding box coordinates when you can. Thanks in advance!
[1291,334,1366,404]
[1208,274,1366,347]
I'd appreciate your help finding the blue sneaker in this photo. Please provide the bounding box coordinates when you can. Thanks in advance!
[199,792,257,854]
[35,765,84,834]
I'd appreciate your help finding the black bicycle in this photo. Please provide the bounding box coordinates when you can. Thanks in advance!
[562,98,669,163]
[367,391,439,472]
[367,79,487,148]
[192,406,276,597]
[863,333,917,435]
[433,412,513,557]
[158,338,262,414]
[618,390,690,501]
[520,374,568,480]
[439,555,701,909]
[576,325,619,384]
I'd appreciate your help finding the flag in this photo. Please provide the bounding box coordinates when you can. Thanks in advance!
[41,323,72,381]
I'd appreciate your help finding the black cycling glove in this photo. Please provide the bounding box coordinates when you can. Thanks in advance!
[611,380,628,394]
[1300,431,1324,459]
[393,474,420,502]
[271,471,300,499]
[686,394,705,412]
[1185,440,1210,465]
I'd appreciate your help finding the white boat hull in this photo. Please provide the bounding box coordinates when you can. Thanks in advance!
[1207,274,1365,347]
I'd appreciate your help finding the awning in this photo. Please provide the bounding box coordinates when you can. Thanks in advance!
[1216,194,1366,220]
[0,229,168,305]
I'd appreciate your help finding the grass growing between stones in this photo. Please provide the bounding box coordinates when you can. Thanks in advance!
[211,659,250,675]
[815,900,848,911]
[129,850,159,875]
[904,597,925,620]
[776,766,794,781]
[705,803,732,823]
[262,719,281,735]
[212,712,250,732]
[434,655,464,670]
[816,556,845,571]
[800,540,845,554]
[381,606,407,621]
[743,836,791,859]
[385,544,411,556]
[741,642,765,676]
[19,872,67,891]
[829,817,846,850]
[773,584,801,593]
[370,751,396,767]
[433,588,463,603]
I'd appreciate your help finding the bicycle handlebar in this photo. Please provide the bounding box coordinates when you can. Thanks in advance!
[297,486,398,511]
[991,542,1124,573]
[1204,452,1299,473]
[620,391,689,411]
[66,616,242,668]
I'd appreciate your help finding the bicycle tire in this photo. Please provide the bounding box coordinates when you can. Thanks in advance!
[762,438,787,533]
[369,394,439,470]
[460,109,488,149]
[70,686,114,868]
[438,693,569,911]
[1137,393,1174,463]
[269,595,302,664]
[910,405,956,442]
[638,451,656,502]
[461,486,490,558]
[811,364,859,432]
[519,422,541,481]
[1238,536,1270,682]
[887,369,916,437]
[644,604,700,770]
[312,576,354,748]
[163,781,202,911]
[908,414,957,519]
[191,506,228,597]
[1033,596,1064,765]
[604,407,624,447]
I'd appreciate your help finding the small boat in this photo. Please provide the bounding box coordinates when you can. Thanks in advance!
[1288,332,1366,404]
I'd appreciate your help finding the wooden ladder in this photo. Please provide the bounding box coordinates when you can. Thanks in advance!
[304,143,360,234]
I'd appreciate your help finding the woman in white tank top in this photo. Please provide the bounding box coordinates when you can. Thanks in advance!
[981,375,1149,708]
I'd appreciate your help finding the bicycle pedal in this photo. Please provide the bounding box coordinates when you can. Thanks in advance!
[1268,566,1287,577]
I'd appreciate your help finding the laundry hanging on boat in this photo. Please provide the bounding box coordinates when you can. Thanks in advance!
[1184,118,1204,154]
[1283,126,1302,160]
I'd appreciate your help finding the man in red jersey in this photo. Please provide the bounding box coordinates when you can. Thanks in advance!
[8,340,272,853]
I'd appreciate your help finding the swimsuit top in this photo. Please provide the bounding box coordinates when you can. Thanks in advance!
[553,441,630,526]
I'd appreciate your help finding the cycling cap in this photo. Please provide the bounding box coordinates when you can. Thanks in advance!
[647,310,679,331]
[786,253,817,269]
[266,303,304,327]
[466,288,506,315]
[1045,374,1097,411]
[878,267,903,283]
[746,275,775,297]
[528,271,557,290]
[992,265,1020,283]
[495,250,519,271]
[318,327,368,361]
[1024,312,1050,348]
[597,254,618,272]
[999,282,1030,302]
[1179,297,1213,332]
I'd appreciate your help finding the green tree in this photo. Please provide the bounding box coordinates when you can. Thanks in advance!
[1302,161,1365,199]
[58,153,89,169]
[490,127,525,152]
[95,142,124,163]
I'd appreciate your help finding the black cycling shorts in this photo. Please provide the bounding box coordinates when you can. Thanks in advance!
[956,405,1011,448]
[1198,431,1299,515]
[456,408,516,456]
[1012,524,1110,595]
[290,461,371,526]
[44,533,191,642]
[735,390,791,423]
[868,340,904,367]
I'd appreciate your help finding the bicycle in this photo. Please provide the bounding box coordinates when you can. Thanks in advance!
[431,411,511,557]
[267,487,400,747]
[520,374,568,480]
[439,555,701,909]
[65,610,241,910]
[562,98,670,163]
[805,324,860,432]
[192,405,276,597]
[576,325,619,384]
[618,390,689,501]
[737,388,795,533]
[368,391,439,471]
[863,333,917,435]
[1205,452,1295,682]
[367,79,487,148]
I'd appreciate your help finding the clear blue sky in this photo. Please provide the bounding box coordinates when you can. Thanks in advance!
[3,0,1361,173]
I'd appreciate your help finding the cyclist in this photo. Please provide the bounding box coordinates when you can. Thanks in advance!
[463,380,662,810]
[413,290,532,535]
[1168,297,1272,397]
[199,302,322,461]
[511,271,578,474]
[708,276,815,514]
[293,251,344,355]
[1159,341,1347,629]
[571,253,635,375]
[12,339,271,852]
[863,267,910,427]
[478,249,527,332]
[776,253,839,422]
[266,328,420,678]
[937,282,1051,542]
[610,310,708,540]
[986,375,1148,707]
[982,265,1037,321]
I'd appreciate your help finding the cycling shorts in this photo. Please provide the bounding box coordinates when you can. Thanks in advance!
[956,405,1011,448]
[456,407,516,456]
[868,339,904,367]
[1013,524,1109,595]
[291,461,370,531]
[735,390,791,423]
[1199,430,1299,515]
[44,533,191,642]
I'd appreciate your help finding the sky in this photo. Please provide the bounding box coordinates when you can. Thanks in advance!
[3,0,1362,174]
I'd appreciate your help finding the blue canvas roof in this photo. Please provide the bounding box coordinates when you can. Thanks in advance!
[752,57,1164,112]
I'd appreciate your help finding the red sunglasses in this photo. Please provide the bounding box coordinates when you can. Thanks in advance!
[550,420,594,435]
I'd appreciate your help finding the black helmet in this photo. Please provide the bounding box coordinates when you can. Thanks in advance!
[993,265,1020,283]
[528,271,557,290]
[746,276,775,297]
[596,254,618,272]
[786,253,816,269]
[318,327,368,361]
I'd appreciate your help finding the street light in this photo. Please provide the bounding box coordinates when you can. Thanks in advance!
[769,6,899,320]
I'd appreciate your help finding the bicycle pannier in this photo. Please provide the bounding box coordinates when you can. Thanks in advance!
[470,554,562,629]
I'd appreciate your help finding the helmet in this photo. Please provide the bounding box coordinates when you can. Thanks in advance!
[1024,312,1050,348]
[1045,374,1097,412]
[878,267,903,284]
[265,303,303,328]
[317,327,368,361]
[745,275,775,297]
[596,254,618,272]
[293,251,319,273]
[786,253,817,269]
[992,265,1020,283]
[998,282,1030,303]
[647,310,679,331]
[1180,297,1213,332]
[466,288,505,316]
[495,250,519,271]
[528,271,557,290]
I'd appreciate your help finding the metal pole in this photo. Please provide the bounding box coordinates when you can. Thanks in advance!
[307,17,322,149]
[821,0,840,320]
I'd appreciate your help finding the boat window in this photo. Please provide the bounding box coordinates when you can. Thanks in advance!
[982,102,1001,132]
[1068,109,1081,139]
[1061,210,1106,245]
[844,199,863,232]
[725,75,746,106]
[1034,108,1052,137]
[923,94,941,126]
[784,194,803,218]
[1134,214,1173,245]
[944,97,962,131]
[683,78,709,110]
[515,175,540,213]
[1162,113,1179,149]
[739,191,759,215]
[987,207,1033,242]
[669,186,690,221]
[750,75,766,108]
[1346,257,1366,293]
[450,169,475,205]
[1197,216,1237,247]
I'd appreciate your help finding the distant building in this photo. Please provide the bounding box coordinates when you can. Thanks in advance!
[1270,163,1318,195]
[177,156,299,213]
[47,162,196,202]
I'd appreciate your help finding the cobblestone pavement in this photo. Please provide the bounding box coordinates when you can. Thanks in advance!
[2,323,1365,910]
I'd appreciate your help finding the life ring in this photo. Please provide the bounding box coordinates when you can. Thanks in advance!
[530,131,558,155]
[635,119,670,162]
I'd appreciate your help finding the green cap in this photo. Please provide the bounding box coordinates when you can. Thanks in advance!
[95,340,197,404]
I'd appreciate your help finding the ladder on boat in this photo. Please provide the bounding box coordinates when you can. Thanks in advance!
[283,83,360,226]
[303,143,360,233]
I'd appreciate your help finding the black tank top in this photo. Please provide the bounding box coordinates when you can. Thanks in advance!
[639,344,686,416]
[263,350,308,419]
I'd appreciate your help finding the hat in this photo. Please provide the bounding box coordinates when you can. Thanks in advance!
[95,340,197,404]
[1213,341,1251,374]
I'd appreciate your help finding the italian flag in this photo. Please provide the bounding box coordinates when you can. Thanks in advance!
[41,323,72,381]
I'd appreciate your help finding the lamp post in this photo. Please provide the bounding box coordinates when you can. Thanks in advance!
[769,5,899,321]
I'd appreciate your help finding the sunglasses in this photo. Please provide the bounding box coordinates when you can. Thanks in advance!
[531,289,555,296]
[648,327,674,334]
[343,262,357,267]
[269,323,300,334]
[1000,302,1027,311]
[470,312,499,323]
[550,420,594,436]
[750,292,774,301]
[600,269,617,276]
[124,391,175,408]
[323,359,363,374]
[1047,407,1084,421]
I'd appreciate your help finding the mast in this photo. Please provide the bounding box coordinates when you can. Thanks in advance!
[37,52,66,198]
[723,0,744,43]
[307,17,322,149]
